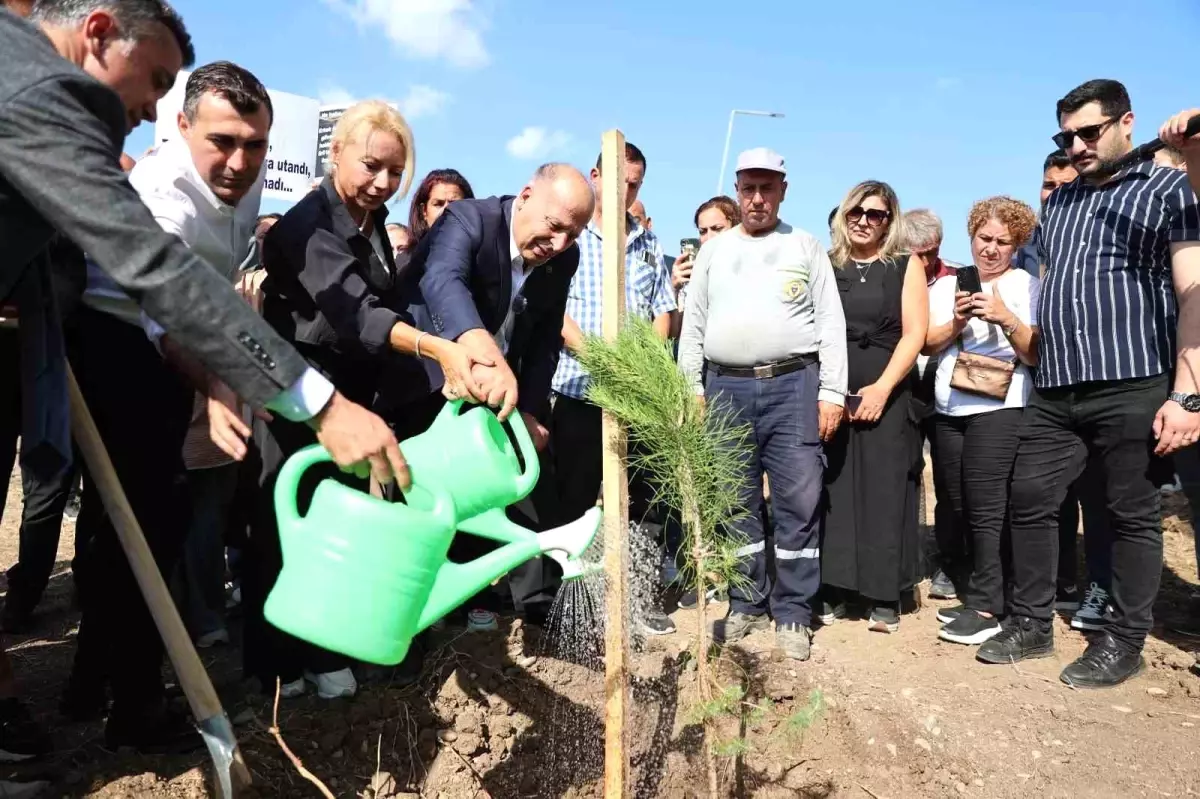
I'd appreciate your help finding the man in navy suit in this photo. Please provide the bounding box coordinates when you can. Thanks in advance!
[407,163,594,436]
[404,162,594,624]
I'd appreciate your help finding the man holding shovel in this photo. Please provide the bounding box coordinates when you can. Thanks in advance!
[0,0,407,760]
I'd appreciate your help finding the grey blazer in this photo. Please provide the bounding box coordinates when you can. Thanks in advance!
[0,10,308,409]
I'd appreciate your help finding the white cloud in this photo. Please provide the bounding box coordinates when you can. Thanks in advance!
[315,82,450,120]
[398,85,450,120]
[323,0,488,69]
[506,127,572,160]
[317,83,356,107]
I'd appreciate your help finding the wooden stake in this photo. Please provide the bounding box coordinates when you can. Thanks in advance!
[600,128,630,799]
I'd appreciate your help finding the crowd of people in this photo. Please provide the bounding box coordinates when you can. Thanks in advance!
[0,1,1199,795]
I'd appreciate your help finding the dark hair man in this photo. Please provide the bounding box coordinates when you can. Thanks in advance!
[678,148,848,660]
[62,60,275,751]
[978,80,1200,688]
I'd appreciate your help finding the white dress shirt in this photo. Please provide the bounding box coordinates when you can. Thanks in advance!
[85,139,334,421]
[496,224,532,355]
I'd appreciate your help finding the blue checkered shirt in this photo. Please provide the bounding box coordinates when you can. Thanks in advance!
[552,217,676,399]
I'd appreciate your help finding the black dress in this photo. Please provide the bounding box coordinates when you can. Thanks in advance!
[821,256,921,605]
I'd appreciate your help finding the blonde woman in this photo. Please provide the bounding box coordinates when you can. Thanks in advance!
[245,101,482,699]
[820,180,929,633]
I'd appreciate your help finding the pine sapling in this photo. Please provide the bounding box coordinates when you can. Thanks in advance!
[578,318,751,798]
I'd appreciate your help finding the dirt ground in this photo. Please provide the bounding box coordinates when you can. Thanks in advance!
[0,465,1198,798]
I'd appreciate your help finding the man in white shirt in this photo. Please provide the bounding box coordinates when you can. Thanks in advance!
[65,61,275,752]
[679,148,847,661]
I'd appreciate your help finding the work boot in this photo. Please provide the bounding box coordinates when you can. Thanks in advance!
[713,611,770,645]
[776,623,813,661]
[104,701,201,754]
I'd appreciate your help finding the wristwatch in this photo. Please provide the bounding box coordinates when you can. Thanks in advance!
[1169,391,1200,412]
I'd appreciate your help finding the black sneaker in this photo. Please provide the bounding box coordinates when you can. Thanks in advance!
[938,610,1002,646]
[976,615,1054,664]
[936,604,965,624]
[1059,633,1145,688]
[639,610,677,636]
[0,699,51,762]
[1054,584,1081,614]
[929,570,957,600]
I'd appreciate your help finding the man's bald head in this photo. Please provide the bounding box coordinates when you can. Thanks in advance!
[630,199,651,230]
[512,163,593,266]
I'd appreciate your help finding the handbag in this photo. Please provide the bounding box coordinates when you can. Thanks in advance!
[949,334,1017,400]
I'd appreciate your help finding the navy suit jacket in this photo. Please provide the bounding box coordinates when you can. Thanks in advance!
[405,196,578,419]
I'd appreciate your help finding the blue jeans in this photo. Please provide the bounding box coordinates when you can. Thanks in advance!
[707,363,824,627]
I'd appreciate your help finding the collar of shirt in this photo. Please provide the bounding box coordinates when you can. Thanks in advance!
[319,176,390,243]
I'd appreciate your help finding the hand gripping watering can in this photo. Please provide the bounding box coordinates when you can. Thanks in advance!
[264,399,602,665]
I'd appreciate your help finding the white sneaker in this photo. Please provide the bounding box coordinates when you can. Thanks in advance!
[304,668,357,699]
[278,677,306,698]
[1071,582,1112,631]
[195,628,230,648]
[1160,475,1183,495]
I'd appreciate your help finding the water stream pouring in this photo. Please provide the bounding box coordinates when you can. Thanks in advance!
[264,400,602,665]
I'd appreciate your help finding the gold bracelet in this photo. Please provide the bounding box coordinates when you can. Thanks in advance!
[415,331,428,359]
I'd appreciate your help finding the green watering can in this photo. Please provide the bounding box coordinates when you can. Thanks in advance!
[263,400,603,666]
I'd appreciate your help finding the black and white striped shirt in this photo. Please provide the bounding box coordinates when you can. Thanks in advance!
[1036,161,1200,389]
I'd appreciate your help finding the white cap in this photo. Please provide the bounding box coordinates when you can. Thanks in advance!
[735,147,786,176]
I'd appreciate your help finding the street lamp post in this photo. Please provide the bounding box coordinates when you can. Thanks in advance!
[716,109,785,194]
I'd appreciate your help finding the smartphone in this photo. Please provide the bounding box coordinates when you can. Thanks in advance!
[846,394,863,415]
[956,265,983,295]
[680,238,700,258]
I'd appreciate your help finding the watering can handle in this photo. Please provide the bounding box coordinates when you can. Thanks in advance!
[505,409,540,498]
[274,444,334,532]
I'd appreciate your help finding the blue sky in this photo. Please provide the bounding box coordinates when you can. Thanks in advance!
[130,0,1200,261]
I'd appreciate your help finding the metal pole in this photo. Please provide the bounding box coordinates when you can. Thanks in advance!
[716,110,736,195]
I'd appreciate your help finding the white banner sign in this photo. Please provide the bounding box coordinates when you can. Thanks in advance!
[154,74,320,202]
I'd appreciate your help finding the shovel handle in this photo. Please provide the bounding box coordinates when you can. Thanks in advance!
[66,365,250,796]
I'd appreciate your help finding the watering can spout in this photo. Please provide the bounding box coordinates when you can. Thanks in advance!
[539,507,603,581]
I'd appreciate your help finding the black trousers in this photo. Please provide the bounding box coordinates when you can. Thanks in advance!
[549,393,655,527]
[1008,375,1168,650]
[932,409,1024,616]
[67,307,194,712]
[1057,462,1109,591]
[1,329,86,619]
[920,414,967,582]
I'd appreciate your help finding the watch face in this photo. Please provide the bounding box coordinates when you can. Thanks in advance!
[1185,395,1200,413]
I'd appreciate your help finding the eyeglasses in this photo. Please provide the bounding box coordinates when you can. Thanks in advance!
[1052,117,1117,149]
[846,207,890,227]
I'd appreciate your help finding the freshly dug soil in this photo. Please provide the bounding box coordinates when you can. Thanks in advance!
[1,469,1197,797]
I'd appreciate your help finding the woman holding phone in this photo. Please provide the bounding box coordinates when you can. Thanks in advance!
[923,196,1039,646]
[821,181,928,634]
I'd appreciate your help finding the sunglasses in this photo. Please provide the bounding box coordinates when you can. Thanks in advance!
[846,206,890,227]
[1052,117,1117,149]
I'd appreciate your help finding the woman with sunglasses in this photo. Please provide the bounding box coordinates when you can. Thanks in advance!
[820,180,928,634]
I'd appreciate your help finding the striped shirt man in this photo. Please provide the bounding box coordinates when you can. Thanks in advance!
[551,217,676,399]
[1036,160,1200,388]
